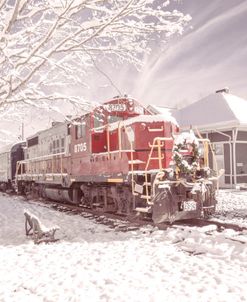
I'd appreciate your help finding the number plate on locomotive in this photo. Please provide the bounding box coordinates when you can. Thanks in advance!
[183,200,197,211]
[105,104,127,112]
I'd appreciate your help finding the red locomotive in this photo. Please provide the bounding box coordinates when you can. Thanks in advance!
[12,96,217,223]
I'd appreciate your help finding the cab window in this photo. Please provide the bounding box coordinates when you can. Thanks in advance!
[76,122,86,139]
[93,111,105,129]
[108,115,124,124]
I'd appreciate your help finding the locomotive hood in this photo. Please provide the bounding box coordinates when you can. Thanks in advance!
[108,114,178,131]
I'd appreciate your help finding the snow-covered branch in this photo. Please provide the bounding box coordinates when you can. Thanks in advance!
[0,0,191,111]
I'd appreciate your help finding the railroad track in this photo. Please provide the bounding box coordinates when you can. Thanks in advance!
[2,191,247,237]
[22,195,247,235]
[173,218,247,232]
[40,199,247,246]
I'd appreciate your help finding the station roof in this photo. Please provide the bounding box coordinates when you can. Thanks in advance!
[168,91,247,131]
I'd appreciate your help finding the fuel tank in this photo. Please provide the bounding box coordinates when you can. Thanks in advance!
[44,188,73,203]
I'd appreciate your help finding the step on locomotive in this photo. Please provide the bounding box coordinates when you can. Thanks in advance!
[0,96,218,223]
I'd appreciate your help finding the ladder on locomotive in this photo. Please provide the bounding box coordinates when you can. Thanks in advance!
[139,137,173,209]
[141,136,210,206]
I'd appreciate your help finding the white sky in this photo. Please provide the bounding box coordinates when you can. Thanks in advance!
[112,0,247,108]
[80,0,247,110]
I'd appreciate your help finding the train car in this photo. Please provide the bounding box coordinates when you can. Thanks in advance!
[16,96,217,223]
[15,121,71,199]
[0,142,25,191]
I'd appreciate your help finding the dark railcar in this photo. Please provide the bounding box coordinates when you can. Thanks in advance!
[0,142,25,191]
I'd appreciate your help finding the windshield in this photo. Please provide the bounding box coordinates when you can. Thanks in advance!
[108,115,124,124]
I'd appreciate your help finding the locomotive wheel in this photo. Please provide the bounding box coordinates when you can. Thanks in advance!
[115,186,133,215]
[17,181,25,195]
[72,186,83,204]
[1,183,7,192]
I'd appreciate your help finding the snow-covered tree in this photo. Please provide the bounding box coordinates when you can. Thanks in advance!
[0,0,191,113]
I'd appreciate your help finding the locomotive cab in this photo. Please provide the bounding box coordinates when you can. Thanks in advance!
[91,97,150,153]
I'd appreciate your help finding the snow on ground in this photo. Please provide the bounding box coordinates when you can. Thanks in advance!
[0,191,247,302]
[214,190,247,227]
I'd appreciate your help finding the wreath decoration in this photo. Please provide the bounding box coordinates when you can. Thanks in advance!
[172,131,200,174]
